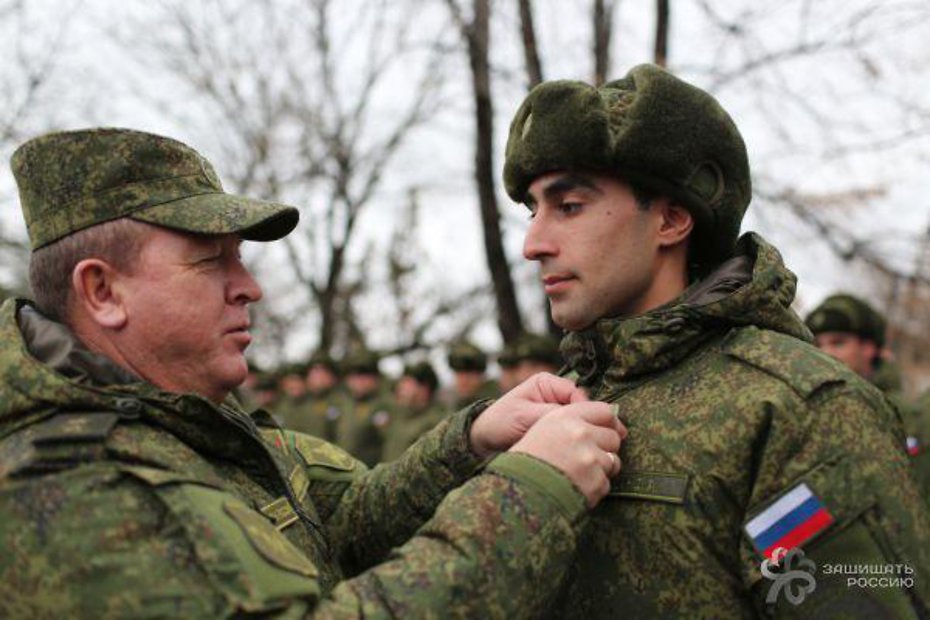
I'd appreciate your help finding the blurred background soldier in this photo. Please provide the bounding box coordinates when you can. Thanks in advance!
[497,340,521,392]
[271,361,310,425]
[511,332,563,384]
[807,293,930,499]
[336,348,393,466]
[447,339,499,409]
[383,361,444,461]
[277,351,346,442]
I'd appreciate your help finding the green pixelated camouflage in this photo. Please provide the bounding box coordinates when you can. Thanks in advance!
[0,299,587,618]
[11,128,298,250]
[382,402,446,462]
[448,340,488,372]
[805,293,886,347]
[276,388,350,443]
[335,386,394,467]
[554,233,930,618]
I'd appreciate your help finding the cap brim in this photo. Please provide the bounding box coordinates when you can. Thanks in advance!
[130,192,299,241]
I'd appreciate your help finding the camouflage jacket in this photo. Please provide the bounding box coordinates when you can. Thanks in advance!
[382,402,447,462]
[335,388,394,467]
[0,299,588,618]
[556,233,930,619]
[277,388,349,444]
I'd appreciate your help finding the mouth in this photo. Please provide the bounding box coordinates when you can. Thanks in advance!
[225,324,252,347]
[542,273,576,296]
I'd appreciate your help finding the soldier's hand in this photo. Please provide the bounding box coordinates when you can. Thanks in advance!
[509,402,627,508]
[469,372,589,458]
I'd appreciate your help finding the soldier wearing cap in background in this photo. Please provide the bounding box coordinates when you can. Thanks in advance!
[807,293,930,501]
[497,340,521,392]
[447,339,500,409]
[383,361,445,462]
[0,127,629,617]
[512,332,563,384]
[504,64,930,616]
[335,348,394,467]
[276,351,347,443]
[272,361,309,424]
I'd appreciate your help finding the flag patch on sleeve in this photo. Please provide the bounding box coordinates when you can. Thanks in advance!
[907,436,920,456]
[745,483,834,560]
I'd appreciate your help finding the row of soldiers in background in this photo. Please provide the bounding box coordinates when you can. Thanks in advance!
[239,332,562,467]
[805,292,930,500]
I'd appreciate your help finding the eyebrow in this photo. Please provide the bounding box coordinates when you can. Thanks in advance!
[524,173,603,205]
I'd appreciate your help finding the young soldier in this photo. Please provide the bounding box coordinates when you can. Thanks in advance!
[504,64,930,617]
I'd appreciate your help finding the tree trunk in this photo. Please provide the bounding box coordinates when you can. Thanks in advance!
[465,0,524,343]
[518,0,543,88]
[654,0,670,67]
[593,0,615,86]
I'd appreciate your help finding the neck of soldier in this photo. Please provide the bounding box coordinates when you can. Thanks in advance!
[627,243,690,318]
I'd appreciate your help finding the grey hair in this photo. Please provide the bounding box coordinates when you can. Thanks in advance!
[28,218,152,323]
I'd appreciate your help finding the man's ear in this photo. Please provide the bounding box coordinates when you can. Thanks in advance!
[71,259,128,329]
[656,201,694,248]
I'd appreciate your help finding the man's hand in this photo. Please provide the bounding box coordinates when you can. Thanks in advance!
[510,402,627,508]
[469,373,589,458]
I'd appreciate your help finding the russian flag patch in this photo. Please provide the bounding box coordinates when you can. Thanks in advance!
[907,436,920,457]
[745,483,835,560]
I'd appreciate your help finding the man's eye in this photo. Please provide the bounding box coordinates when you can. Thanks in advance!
[559,202,583,215]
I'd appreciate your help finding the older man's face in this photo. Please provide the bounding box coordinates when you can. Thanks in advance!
[118,227,261,402]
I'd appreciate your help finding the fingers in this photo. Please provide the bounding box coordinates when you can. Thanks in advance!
[530,372,584,405]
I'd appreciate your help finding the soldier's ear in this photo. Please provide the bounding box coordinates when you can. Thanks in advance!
[655,201,694,249]
[71,259,128,330]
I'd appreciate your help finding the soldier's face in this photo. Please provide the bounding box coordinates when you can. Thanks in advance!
[454,370,484,396]
[814,332,877,378]
[307,365,337,393]
[346,373,379,398]
[118,228,261,403]
[523,172,661,330]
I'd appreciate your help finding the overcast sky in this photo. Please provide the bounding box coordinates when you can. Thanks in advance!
[3,0,930,364]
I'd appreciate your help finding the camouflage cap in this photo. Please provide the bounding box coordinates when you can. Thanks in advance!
[343,349,381,376]
[515,333,562,367]
[447,340,487,372]
[307,350,339,375]
[497,341,520,369]
[403,361,439,392]
[503,64,751,266]
[805,293,886,347]
[12,128,299,250]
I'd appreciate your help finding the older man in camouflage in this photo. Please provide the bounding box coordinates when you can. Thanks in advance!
[505,64,930,617]
[0,128,628,618]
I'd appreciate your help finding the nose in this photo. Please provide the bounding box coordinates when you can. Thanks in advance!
[228,256,263,305]
[523,211,557,262]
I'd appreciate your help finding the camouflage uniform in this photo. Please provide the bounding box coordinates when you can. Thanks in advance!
[807,295,930,503]
[383,363,447,462]
[0,127,592,618]
[503,66,930,617]
[551,234,930,618]
[336,351,393,467]
[447,341,500,409]
[0,299,587,618]
[278,388,349,444]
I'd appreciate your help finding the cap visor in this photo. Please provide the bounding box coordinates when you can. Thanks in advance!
[130,192,299,241]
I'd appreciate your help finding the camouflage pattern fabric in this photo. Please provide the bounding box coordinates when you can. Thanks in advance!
[453,379,500,411]
[553,233,930,618]
[0,298,588,618]
[882,370,930,505]
[12,128,298,249]
[382,402,446,462]
[277,388,349,444]
[335,388,394,467]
